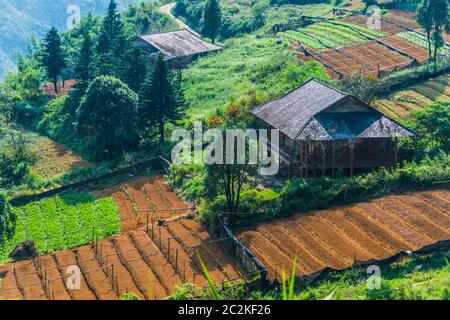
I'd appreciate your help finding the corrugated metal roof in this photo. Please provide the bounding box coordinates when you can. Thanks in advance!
[252,79,415,141]
[135,29,222,60]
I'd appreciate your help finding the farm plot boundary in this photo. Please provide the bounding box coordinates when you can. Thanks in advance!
[0,219,247,300]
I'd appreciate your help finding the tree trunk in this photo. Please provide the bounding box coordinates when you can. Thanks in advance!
[53,79,58,95]
[427,31,432,59]
[159,121,165,144]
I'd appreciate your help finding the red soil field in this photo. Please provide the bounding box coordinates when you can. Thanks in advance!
[308,48,371,77]
[237,189,450,280]
[0,220,243,300]
[379,35,429,64]
[340,41,412,74]
[94,176,191,232]
[0,176,243,300]
[341,15,405,36]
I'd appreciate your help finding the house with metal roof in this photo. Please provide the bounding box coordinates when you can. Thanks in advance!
[251,79,415,177]
[132,29,222,68]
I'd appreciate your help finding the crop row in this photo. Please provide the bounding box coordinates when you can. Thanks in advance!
[0,193,121,262]
[398,32,450,56]
[283,21,385,49]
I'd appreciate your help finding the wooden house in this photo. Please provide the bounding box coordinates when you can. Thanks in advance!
[251,79,415,177]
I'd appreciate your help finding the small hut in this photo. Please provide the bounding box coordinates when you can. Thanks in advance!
[251,79,415,177]
[132,28,222,68]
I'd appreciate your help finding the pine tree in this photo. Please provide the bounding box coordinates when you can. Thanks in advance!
[140,54,182,144]
[42,27,66,94]
[123,46,148,93]
[95,0,127,76]
[201,0,222,44]
[75,32,94,90]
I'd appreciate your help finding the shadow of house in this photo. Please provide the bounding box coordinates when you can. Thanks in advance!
[251,79,416,178]
[132,28,222,69]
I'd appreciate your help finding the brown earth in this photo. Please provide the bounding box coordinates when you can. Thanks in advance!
[237,189,450,280]
[0,220,243,300]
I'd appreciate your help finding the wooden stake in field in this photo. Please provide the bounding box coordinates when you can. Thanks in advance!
[167,238,171,259]
[175,249,179,272]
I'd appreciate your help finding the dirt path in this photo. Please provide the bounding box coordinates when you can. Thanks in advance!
[157,2,200,36]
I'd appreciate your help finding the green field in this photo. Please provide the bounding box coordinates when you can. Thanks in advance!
[0,193,120,262]
[281,21,385,48]
[183,34,330,118]
[292,250,450,300]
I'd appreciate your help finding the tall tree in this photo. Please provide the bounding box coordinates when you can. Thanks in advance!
[417,0,449,60]
[430,0,449,60]
[140,54,182,144]
[201,0,222,44]
[417,0,434,58]
[42,27,66,94]
[122,47,148,93]
[76,76,140,160]
[75,32,94,90]
[95,0,127,76]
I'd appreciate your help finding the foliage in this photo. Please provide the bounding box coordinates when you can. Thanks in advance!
[182,33,330,118]
[120,293,141,300]
[416,0,450,60]
[140,54,184,144]
[76,76,140,160]
[0,128,38,187]
[0,193,120,263]
[41,27,66,94]
[0,190,16,238]
[202,0,223,43]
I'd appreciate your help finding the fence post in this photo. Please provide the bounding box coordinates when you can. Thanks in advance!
[175,249,179,272]
[167,238,171,259]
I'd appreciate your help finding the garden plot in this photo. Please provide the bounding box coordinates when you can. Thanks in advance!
[282,21,384,49]
[237,189,450,280]
[0,194,120,263]
[94,176,191,233]
[374,75,450,119]
[0,220,244,300]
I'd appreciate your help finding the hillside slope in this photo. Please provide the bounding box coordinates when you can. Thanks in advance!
[0,0,138,77]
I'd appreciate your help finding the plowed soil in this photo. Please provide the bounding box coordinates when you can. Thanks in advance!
[237,190,450,280]
[93,176,191,232]
[0,220,243,300]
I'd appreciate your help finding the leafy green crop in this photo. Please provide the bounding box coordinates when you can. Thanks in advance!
[0,193,120,263]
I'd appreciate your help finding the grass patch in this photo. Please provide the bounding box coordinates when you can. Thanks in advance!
[183,33,330,118]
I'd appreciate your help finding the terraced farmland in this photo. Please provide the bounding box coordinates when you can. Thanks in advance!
[341,15,406,36]
[0,220,243,300]
[282,21,383,49]
[0,176,243,300]
[374,75,450,119]
[237,189,450,280]
[94,176,192,233]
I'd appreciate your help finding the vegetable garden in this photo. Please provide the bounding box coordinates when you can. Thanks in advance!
[0,175,245,300]
[0,194,120,262]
